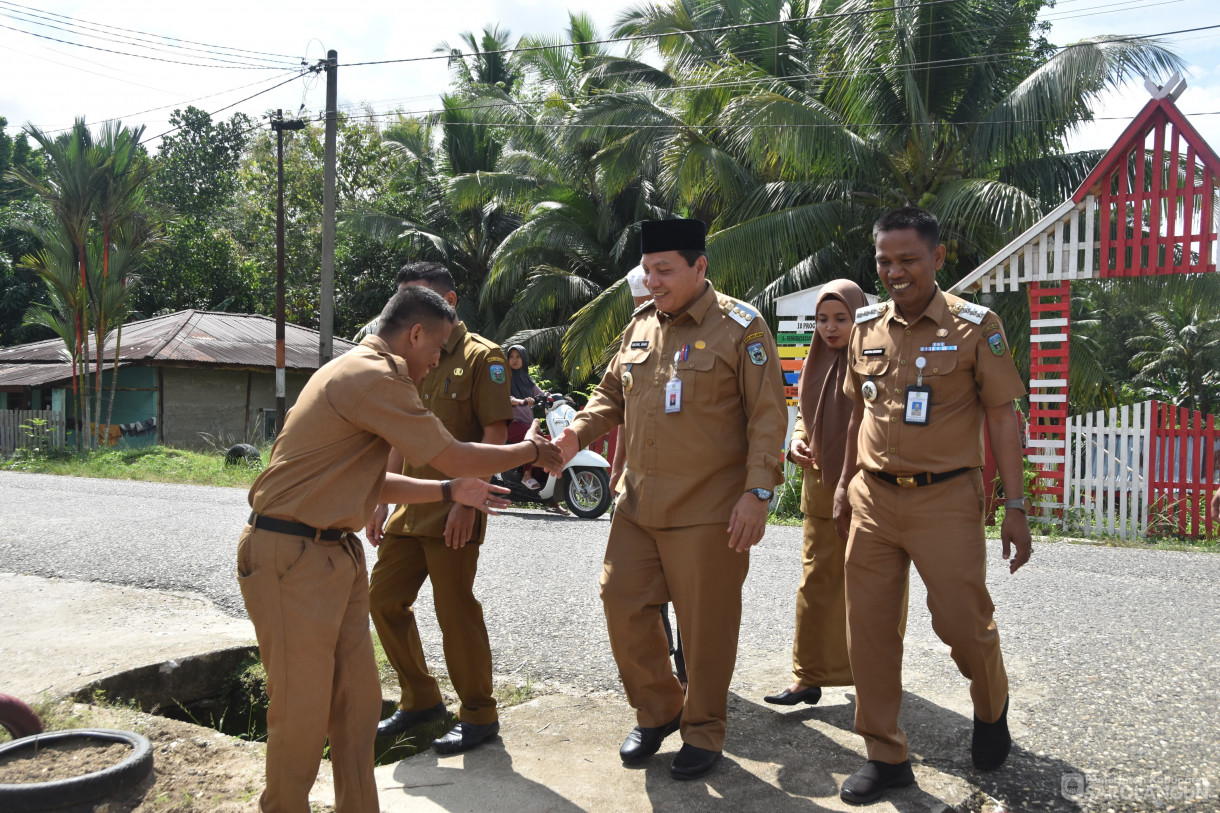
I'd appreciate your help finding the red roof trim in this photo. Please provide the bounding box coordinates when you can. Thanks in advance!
[1073,97,1220,203]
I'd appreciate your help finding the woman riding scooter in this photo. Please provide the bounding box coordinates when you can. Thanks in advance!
[507,344,568,514]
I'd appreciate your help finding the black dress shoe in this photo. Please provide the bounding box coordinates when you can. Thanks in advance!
[763,686,822,706]
[376,702,447,738]
[972,696,1011,771]
[432,720,500,754]
[670,743,721,780]
[840,759,915,805]
[619,713,681,763]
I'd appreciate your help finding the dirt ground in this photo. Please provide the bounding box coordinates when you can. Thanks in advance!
[0,702,331,813]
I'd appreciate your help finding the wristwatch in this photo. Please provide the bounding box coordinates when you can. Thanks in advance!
[749,488,773,502]
[1004,496,1033,514]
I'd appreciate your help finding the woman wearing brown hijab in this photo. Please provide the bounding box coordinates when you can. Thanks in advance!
[765,280,867,705]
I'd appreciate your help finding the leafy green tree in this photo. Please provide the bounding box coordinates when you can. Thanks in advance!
[140,108,255,315]
[235,113,407,330]
[0,116,50,346]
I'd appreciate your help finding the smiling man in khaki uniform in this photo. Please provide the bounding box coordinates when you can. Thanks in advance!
[366,262,513,755]
[238,286,561,813]
[832,207,1032,805]
[557,218,787,781]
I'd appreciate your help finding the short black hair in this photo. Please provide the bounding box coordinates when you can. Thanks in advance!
[375,285,456,338]
[676,249,706,268]
[396,261,456,295]
[873,207,940,250]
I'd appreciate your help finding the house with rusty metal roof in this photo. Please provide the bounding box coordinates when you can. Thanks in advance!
[0,310,357,449]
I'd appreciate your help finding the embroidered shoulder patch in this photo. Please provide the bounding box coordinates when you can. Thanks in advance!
[855,304,884,323]
[987,330,1006,356]
[489,364,506,384]
[744,331,764,343]
[747,342,768,365]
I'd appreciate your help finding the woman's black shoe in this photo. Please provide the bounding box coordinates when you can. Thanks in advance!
[763,686,822,706]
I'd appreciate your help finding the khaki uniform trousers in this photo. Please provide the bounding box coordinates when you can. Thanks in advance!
[237,526,380,813]
[792,467,854,687]
[845,468,1008,764]
[601,512,750,753]
[368,533,497,725]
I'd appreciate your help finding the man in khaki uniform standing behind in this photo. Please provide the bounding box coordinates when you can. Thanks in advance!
[366,262,513,754]
[557,218,787,781]
[238,286,562,813]
[832,207,1032,805]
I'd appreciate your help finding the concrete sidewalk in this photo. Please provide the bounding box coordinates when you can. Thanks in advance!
[1,573,989,812]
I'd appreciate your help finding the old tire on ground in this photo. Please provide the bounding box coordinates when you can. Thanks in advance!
[563,467,612,519]
[0,695,41,740]
[0,729,154,812]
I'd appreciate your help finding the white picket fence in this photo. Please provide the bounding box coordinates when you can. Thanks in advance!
[0,409,66,454]
[1064,402,1153,539]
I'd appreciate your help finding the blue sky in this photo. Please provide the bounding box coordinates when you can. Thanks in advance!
[1,0,1216,156]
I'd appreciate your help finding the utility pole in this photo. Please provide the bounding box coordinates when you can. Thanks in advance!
[271,110,305,437]
[319,50,338,366]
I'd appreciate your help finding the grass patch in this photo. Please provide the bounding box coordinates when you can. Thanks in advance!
[0,695,93,743]
[0,444,269,488]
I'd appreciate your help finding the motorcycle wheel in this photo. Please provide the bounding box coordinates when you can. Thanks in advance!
[563,467,612,518]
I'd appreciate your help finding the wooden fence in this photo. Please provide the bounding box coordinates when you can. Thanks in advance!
[1148,402,1219,538]
[0,409,66,454]
[1065,400,1219,539]
[1065,402,1152,539]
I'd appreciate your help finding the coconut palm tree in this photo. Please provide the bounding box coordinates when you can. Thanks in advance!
[1127,298,1220,416]
[538,0,1184,390]
[608,0,1184,300]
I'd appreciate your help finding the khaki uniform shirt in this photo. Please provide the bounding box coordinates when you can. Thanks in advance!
[844,288,1026,475]
[249,336,454,532]
[570,282,787,528]
[385,322,513,541]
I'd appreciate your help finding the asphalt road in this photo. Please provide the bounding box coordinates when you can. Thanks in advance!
[2,470,1218,811]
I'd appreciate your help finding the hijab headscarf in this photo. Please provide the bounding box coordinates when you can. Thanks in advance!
[796,280,868,487]
[508,344,535,399]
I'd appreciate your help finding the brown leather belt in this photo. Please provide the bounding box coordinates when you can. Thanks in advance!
[249,512,345,541]
[867,467,974,489]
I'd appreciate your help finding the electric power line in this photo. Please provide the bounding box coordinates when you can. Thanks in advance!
[0,20,292,69]
[0,5,297,68]
[0,0,300,61]
[294,23,1220,131]
[143,71,313,144]
[342,0,970,68]
[33,70,312,136]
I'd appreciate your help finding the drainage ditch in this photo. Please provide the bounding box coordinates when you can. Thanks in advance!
[73,647,455,766]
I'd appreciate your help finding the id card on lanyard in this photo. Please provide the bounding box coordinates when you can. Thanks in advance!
[665,348,685,413]
[904,357,930,425]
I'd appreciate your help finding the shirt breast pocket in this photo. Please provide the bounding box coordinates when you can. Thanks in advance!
[852,356,891,400]
[433,374,474,421]
[674,352,717,402]
[920,355,959,379]
[620,348,653,397]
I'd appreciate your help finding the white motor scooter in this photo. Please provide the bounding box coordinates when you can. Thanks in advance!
[496,393,613,518]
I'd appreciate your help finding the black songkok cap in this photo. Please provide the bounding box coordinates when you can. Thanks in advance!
[639,218,706,254]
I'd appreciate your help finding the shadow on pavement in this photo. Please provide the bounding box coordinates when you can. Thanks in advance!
[383,740,586,812]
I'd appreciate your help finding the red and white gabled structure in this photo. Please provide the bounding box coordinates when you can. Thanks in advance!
[950,79,1220,517]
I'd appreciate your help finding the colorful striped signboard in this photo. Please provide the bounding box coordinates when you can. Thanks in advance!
[777,319,813,406]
